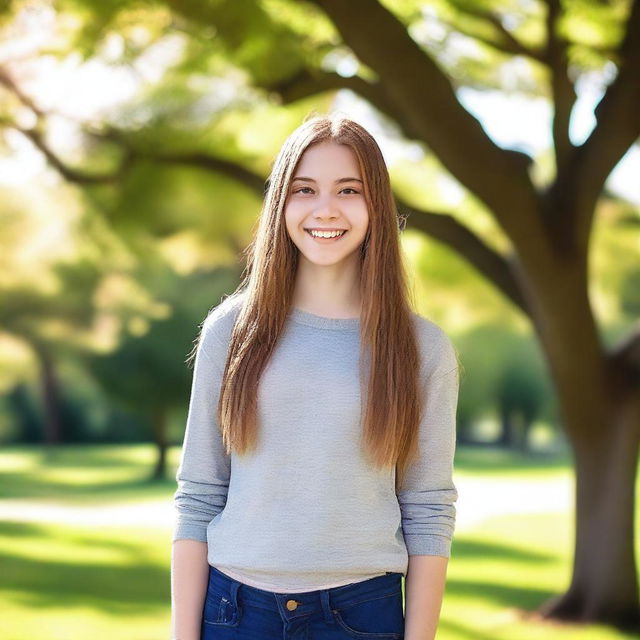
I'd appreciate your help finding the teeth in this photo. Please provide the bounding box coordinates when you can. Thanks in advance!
[308,229,346,238]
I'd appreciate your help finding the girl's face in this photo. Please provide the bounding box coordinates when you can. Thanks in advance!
[284,141,369,268]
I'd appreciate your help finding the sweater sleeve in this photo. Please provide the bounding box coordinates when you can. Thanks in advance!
[396,331,460,558]
[173,317,231,543]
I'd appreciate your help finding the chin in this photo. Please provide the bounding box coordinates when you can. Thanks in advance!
[301,250,359,266]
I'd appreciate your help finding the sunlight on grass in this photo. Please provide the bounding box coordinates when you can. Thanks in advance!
[0,444,637,640]
[0,449,37,472]
[6,608,168,640]
[4,525,142,567]
[444,511,631,640]
[0,444,182,503]
[1,521,171,640]
[38,466,142,487]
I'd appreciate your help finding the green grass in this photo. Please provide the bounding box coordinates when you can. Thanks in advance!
[446,513,615,640]
[1,521,170,640]
[0,444,179,502]
[0,444,638,640]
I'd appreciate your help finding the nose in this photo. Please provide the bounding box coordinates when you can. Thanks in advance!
[312,197,340,221]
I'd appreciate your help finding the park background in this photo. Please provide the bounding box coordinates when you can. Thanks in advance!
[0,1,639,639]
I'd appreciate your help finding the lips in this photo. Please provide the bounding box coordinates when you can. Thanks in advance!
[304,228,348,241]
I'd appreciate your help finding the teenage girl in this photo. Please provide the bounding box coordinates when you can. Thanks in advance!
[171,113,460,640]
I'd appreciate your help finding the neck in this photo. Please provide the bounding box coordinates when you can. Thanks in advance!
[292,256,362,317]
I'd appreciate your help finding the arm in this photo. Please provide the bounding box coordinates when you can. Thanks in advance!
[397,331,460,640]
[171,316,231,640]
[404,555,449,640]
[171,540,209,640]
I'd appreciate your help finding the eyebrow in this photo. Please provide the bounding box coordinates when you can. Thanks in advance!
[291,176,363,184]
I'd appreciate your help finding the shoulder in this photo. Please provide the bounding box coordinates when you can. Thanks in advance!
[410,311,460,379]
[199,290,246,353]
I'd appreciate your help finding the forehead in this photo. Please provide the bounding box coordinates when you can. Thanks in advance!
[293,141,361,178]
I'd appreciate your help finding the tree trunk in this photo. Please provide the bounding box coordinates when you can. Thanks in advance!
[537,386,640,631]
[498,404,515,448]
[522,259,640,631]
[151,406,168,480]
[516,412,529,453]
[33,344,62,446]
[522,414,533,453]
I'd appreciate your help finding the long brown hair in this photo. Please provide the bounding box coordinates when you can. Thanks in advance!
[203,113,429,493]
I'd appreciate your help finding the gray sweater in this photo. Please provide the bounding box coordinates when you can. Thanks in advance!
[173,293,460,593]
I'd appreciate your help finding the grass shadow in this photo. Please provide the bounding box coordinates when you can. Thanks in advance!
[0,520,169,614]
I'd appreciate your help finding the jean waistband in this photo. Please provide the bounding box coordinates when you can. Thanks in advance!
[208,566,403,620]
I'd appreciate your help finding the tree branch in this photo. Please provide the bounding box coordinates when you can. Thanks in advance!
[306,0,549,266]
[447,1,546,62]
[0,66,46,117]
[570,0,640,240]
[544,0,577,171]
[0,55,528,314]
[3,100,527,314]
[0,117,135,184]
[396,199,528,313]
[436,17,544,62]
[263,68,411,132]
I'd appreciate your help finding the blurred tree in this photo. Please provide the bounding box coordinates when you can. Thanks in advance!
[4,383,43,443]
[455,324,552,449]
[496,358,544,451]
[0,0,638,630]
[0,260,102,446]
[86,306,188,480]
[86,264,241,479]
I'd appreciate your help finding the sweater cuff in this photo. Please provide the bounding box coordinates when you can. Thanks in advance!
[173,520,208,543]
[403,534,452,558]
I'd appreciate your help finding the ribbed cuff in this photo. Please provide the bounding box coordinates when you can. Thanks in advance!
[173,521,208,543]
[404,534,452,557]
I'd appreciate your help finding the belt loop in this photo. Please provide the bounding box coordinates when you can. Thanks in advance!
[320,589,334,624]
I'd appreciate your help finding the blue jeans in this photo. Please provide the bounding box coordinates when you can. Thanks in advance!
[201,565,405,639]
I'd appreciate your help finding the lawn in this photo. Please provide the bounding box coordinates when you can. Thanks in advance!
[0,444,637,640]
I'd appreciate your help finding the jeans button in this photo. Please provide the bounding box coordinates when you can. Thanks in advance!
[286,599,299,611]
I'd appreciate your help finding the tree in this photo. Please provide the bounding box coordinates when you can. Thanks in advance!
[287,2,640,629]
[0,0,638,630]
[163,0,640,627]
[0,259,102,446]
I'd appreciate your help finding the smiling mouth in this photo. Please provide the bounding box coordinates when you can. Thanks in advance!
[304,229,348,239]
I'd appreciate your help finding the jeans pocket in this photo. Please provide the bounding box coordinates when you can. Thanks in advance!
[332,589,404,638]
[202,591,241,627]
